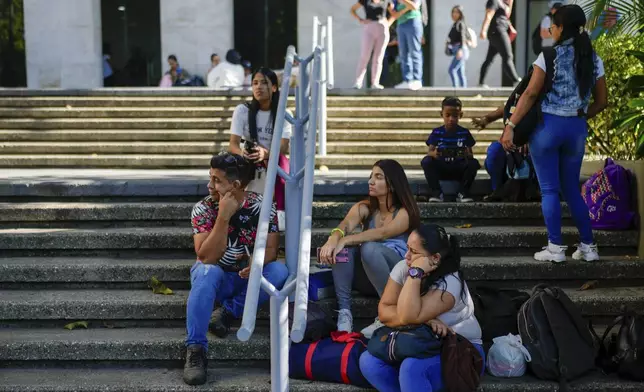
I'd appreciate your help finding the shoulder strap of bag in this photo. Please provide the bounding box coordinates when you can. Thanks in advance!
[542,47,556,94]
[340,341,357,384]
[540,286,595,347]
[245,102,259,143]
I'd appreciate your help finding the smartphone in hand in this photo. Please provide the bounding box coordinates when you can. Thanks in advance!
[317,247,350,263]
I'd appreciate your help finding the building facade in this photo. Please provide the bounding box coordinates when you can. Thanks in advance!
[20,0,553,89]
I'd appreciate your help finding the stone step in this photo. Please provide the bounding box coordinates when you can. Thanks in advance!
[328,118,498,130]
[0,129,233,142]
[0,107,499,119]
[2,286,642,321]
[0,128,503,143]
[0,327,267,361]
[0,94,507,108]
[0,141,494,155]
[0,107,499,120]
[1,256,640,285]
[0,118,231,130]
[0,202,561,223]
[0,154,487,169]
[0,366,637,392]
[326,129,502,142]
[0,227,635,253]
[0,168,490,198]
[0,117,500,131]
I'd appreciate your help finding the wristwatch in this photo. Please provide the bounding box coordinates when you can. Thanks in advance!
[408,267,425,279]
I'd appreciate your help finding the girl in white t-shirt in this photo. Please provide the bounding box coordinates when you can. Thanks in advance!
[228,67,291,212]
[359,224,484,392]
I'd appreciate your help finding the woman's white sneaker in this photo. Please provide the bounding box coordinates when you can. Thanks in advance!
[360,318,384,339]
[534,242,568,263]
[572,243,600,262]
[336,309,353,333]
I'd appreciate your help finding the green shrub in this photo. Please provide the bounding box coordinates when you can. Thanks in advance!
[588,33,644,160]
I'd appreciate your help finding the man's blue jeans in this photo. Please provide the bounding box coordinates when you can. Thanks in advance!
[396,17,423,82]
[484,141,506,191]
[185,261,289,349]
[529,113,594,245]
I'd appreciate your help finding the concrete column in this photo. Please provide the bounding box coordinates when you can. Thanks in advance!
[24,0,102,89]
[160,0,234,81]
[431,0,504,88]
[298,0,361,89]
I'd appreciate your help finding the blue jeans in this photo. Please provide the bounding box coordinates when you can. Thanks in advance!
[484,141,506,191]
[529,113,594,245]
[448,45,469,87]
[396,17,423,82]
[359,344,485,392]
[185,261,289,349]
[332,243,401,311]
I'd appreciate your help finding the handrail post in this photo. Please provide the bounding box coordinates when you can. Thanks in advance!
[291,48,321,343]
[318,25,328,157]
[237,46,296,343]
[327,16,334,89]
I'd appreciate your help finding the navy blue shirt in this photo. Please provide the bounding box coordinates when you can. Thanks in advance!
[426,125,476,150]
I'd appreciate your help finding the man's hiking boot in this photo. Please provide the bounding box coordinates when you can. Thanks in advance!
[183,344,207,385]
[209,306,232,338]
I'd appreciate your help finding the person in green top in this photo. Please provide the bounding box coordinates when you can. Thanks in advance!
[389,0,427,90]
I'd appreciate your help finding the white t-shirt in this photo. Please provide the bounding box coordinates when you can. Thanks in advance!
[230,104,292,150]
[533,51,605,78]
[541,16,554,48]
[390,260,483,345]
[207,62,245,89]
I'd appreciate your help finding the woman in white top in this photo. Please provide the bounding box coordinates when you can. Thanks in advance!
[228,67,291,210]
[359,223,483,392]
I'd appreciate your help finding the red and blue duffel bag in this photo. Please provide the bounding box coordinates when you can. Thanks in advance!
[289,331,371,387]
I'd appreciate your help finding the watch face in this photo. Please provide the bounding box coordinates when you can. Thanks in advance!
[409,267,421,278]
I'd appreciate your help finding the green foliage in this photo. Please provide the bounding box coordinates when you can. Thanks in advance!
[576,0,644,35]
[611,50,644,158]
[587,34,644,160]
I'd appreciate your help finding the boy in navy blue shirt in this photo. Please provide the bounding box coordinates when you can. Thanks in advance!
[421,97,481,202]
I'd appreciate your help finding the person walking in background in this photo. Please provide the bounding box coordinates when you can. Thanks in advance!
[534,2,564,55]
[242,60,252,88]
[102,43,114,87]
[478,0,521,87]
[446,6,475,88]
[351,0,392,89]
[500,4,608,263]
[389,0,427,90]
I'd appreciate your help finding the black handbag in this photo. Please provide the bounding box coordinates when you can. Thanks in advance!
[367,324,442,365]
[594,309,644,381]
[503,47,556,146]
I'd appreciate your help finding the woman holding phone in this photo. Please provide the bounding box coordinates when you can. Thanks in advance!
[319,159,420,337]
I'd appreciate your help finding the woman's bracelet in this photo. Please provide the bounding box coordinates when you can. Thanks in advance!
[330,228,345,238]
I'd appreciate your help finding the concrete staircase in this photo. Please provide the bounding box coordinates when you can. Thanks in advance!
[0,89,509,169]
[1,168,643,391]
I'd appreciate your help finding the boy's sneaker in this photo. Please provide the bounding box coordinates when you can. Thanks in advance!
[534,242,568,263]
[337,309,353,332]
[360,317,384,339]
[183,344,207,385]
[209,306,232,338]
[572,243,600,262]
[429,193,443,203]
[457,193,474,203]
[409,80,422,90]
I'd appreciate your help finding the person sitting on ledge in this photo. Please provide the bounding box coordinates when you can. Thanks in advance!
[421,97,480,203]
[183,152,289,386]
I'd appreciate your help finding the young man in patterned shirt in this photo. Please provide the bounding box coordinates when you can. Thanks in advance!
[183,152,289,385]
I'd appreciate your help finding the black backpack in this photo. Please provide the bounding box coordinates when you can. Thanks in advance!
[503,47,556,146]
[518,284,596,389]
[593,308,644,381]
[471,286,530,345]
[288,301,336,343]
[484,151,541,202]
